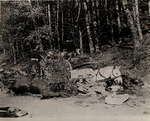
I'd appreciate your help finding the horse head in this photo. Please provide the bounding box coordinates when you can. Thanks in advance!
[110,66,122,85]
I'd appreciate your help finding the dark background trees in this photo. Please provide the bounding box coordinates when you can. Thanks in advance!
[0,0,149,64]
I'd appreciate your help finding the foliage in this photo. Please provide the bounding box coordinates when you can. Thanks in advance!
[0,0,150,63]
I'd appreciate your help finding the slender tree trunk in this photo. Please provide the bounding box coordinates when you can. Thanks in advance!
[105,0,109,24]
[0,2,5,55]
[48,1,52,49]
[9,34,16,64]
[21,42,24,57]
[61,0,64,46]
[0,1,2,25]
[12,42,16,64]
[75,1,83,54]
[149,0,150,16]
[91,0,99,52]
[56,0,60,49]
[75,1,81,23]
[111,22,114,44]
[79,29,83,55]
[116,0,121,34]
[122,0,140,48]
[83,1,94,53]
[132,0,136,22]
[135,0,143,40]
[96,0,100,26]
[15,39,19,57]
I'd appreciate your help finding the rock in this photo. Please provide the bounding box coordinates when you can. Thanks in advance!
[105,94,129,105]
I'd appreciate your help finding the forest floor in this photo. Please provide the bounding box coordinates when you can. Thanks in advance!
[0,47,150,119]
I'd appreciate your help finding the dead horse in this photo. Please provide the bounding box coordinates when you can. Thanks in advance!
[93,66,122,85]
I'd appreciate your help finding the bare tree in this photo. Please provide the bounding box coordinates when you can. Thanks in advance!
[75,1,83,54]
[148,0,150,16]
[122,0,140,48]
[135,0,143,40]
[116,0,121,34]
[48,0,52,49]
[105,0,109,24]
[61,0,64,46]
[56,0,60,49]
[0,1,5,55]
[83,1,94,53]
[91,0,99,52]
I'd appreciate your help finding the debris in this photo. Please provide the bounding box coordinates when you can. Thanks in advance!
[2,63,6,67]
[143,111,150,115]
[0,107,28,117]
[108,85,123,92]
[0,68,4,73]
[105,94,129,105]
[70,68,94,79]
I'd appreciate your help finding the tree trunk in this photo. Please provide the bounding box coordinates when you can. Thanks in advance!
[96,0,100,26]
[105,0,109,24]
[83,1,94,53]
[116,0,121,34]
[21,42,24,57]
[75,1,83,54]
[111,22,114,44]
[9,34,16,64]
[79,29,83,55]
[61,0,64,46]
[48,1,52,49]
[135,0,143,41]
[91,0,99,52]
[75,1,81,23]
[148,0,150,16]
[132,0,136,22]
[56,0,60,50]
[0,2,5,55]
[0,1,2,24]
[122,0,140,48]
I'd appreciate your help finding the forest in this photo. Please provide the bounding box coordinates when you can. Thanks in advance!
[0,0,149,63]
[0,0,150,118]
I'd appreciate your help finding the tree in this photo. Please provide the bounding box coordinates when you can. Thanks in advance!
[135,0,143,41]
[0,1,5,55]
[148,0,150,16]
[91,0,99,52]
[122,0,140,48]
[83,1,94,53]
[56,0,60,49]
[116,0,121,34]
[48,0,52,49]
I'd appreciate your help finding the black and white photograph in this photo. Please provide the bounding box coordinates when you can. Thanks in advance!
[0,0,149,120]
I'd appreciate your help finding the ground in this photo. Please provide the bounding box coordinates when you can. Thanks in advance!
[0,92,149,118]
[0,47,150,119]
